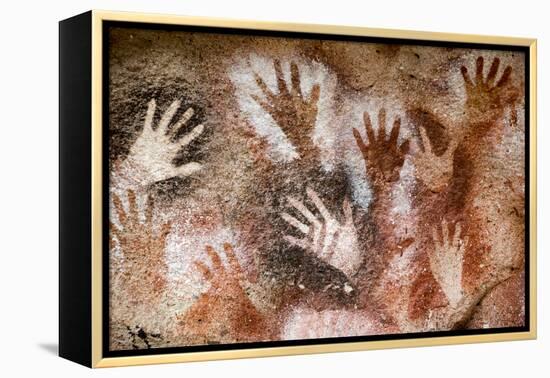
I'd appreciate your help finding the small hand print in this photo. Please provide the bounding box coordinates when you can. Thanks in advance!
[181,243,270,343]
[110,189,172,296]
[251,60,321,157]
[414,126,460,193]
[194,243,246,292]
[125,98,204,185]
[353,109,410,190]
[281,187,362,278]
[428,220,468,308]
[282,309,392,340]
[460,56,519,125]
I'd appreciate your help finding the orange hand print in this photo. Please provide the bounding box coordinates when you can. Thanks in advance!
[110,189,172,298]
[178,244,272,344]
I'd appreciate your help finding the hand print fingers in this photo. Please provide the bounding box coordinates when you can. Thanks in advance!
[308,84,321,105]
[446,133,460,156]
[281,212,310,234]
[194,261,213,281]
[327,311,339,335]
[441,219,449,248]
[170,107,195,138]
[418,127,432,155]
[144,99,157,131]
[127,189,139,225]
[452,222,462,247]
[144,194,154,227]
[462,236,469,251]
[363,111,376,145]
[377,109,387,140]
[154,222,173,257]
[109,234,118,250]
[460,66,473,88]
[290,62,302,97]
[178,123,205,149]
[112,192,127,226]
[250,93,271,111]
[496,66,512,88]
[283,235,310,250]
[273,59,287,95]
[306,187,332,222]
[176,162,202,177]
[432,225,441,250]
[285,195,325,255]
[159,221,172,239]
[109,221,123,244]
[205,245,225,274]
[287,196,319,226]
[486,57,500,86]
[475,56,484,85]
[389,118,401,146]
[321,228,339,260]
[158,99,181,134]
[389,116,409,155]
[342,197,353,225]
[311,219,324,256]
[511,108,519,127]
[253,72,275,102]
[352,128,368,159]
[223,243,244,280]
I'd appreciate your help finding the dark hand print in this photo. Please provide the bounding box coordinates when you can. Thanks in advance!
[353,109,410,191]
[251,60,321,158]
[460,56,519,127]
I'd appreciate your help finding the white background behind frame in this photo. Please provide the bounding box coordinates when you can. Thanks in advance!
[0,0,546,376]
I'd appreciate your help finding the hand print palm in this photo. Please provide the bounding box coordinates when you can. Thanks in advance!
[126,98,204,185]
[251,60,321,157]
[414,126,459,193]
[281,187,361,278]
[461,56,518,125]
[353,109,410,190]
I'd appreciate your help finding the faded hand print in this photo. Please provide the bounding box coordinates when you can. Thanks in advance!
[281,187,362,278]
[120,98,204,187]
[414,126,460,193]
[110,189,172,299]
[282,308,395,340]
[428,220,468,308]
[193,244,247,293]
[251,60,321,159]
[178,243,271,344]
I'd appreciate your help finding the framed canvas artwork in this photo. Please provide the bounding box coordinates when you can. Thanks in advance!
[59,10,537,368]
